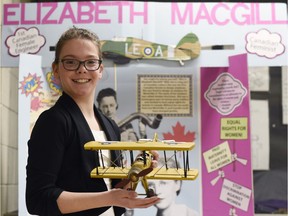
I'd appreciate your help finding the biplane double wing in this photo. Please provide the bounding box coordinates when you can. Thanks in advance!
[84,140,198,180]
[84,134,199,182]
[84,138,195,151]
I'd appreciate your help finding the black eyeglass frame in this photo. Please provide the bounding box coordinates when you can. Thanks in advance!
[60,59,102,71]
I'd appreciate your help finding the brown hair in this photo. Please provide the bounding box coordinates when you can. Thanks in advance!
[96,88,117,106]
[53,26,102,64]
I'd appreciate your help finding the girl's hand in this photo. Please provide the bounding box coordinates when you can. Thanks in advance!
[149,150,159,168]
[110,189,160,209]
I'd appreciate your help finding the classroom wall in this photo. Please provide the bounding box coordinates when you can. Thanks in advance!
[0,0,26,214]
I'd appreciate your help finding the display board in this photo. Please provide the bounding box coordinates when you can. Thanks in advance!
[1,1,287,216]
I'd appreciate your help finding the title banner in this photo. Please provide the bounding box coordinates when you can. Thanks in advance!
[1,2,287,67]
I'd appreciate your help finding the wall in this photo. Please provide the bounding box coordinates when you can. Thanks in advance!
[0,0,26,214]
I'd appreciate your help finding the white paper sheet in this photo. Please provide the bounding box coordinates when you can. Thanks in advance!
[250,100,270,170]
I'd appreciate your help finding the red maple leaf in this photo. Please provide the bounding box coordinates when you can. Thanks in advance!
[162,122,196,142]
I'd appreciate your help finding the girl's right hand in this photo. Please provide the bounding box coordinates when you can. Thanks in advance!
[110,189,160,209]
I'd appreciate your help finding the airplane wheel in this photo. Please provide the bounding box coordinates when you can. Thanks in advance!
[146,188,155,197]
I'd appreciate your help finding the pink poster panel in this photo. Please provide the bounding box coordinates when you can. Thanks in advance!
[200,54,254,216]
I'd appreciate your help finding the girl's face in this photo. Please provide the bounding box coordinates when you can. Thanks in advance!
[52,38,103,100]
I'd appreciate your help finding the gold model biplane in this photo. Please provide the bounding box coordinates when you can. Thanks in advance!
[84,133,199,197]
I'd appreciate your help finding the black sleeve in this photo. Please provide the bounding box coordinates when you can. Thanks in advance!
[26,109,70,216]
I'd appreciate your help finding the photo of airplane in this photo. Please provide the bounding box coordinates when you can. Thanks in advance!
[100,33,201,65]
[49,33,233,66]
[84,133,199,197]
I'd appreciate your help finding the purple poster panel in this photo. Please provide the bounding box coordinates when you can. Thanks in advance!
[201,54,254,216]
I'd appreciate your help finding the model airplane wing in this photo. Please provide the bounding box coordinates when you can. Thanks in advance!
[86,133,198,196]
[84,140,195,151]
[90,167,198,180]
[90,167,130,179]
[147,167,198,180]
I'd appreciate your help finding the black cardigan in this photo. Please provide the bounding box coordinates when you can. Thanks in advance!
[26,92,125,216]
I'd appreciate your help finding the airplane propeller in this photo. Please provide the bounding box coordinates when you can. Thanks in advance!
[115,167,153,188]
[115,178,131,188]
[138,167,153,176]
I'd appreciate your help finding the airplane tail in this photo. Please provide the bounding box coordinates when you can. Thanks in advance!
[176,33,201,59]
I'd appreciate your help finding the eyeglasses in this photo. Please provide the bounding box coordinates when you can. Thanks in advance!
[60,59,102,71]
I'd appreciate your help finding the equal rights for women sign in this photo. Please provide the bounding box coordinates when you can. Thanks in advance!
[201,53,254,216]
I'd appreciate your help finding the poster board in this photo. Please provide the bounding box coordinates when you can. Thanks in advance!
[1,1,287,215]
